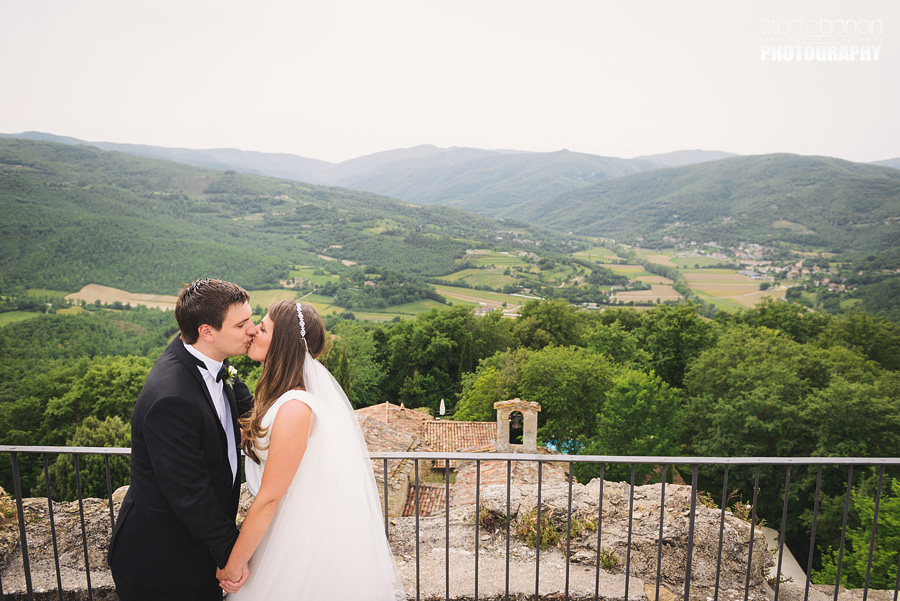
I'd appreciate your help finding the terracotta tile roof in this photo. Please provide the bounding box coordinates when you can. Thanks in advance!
[425,421,496,469]
[355,402,431,439]
[402,482,447,517]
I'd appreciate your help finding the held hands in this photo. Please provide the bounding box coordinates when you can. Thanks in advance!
[217,562,249,594]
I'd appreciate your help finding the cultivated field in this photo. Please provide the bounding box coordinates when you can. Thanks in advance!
[464,250,531,267]
[440,268,519,288]
[65,285,178,310]
[288,266,341,286]
[0,311,42,326]
[682,270,783,310]
[433,285,528,313]
[246,289,305,309]
[573,246,624,263]
[613,284,682,302]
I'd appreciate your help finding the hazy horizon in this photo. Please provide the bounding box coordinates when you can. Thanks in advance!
[1,0,897,164]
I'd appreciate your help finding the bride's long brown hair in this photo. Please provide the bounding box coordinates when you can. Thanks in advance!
[241,300,326,463]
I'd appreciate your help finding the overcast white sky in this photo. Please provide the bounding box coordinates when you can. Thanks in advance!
[1,0,897,163]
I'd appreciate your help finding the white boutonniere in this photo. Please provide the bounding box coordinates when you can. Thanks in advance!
[225,365,238,387]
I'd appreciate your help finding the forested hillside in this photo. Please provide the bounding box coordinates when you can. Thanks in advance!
[0,139,567,294]
[514,154,900,254]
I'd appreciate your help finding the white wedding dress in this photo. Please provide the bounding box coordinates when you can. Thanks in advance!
[229,357,405,600]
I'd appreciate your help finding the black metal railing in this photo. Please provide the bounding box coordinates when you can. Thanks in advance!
[1,446,898,601]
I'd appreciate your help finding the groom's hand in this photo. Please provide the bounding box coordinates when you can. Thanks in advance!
[217,563,249,594]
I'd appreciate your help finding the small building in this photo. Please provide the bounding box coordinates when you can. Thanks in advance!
[358,398,568,518]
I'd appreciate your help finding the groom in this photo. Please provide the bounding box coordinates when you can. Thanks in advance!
[109,279,257,601]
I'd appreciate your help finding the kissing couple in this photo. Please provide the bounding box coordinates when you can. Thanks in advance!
[108,279,405,600]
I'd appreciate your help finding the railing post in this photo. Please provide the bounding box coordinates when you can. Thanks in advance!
[505,459,511,601]
[73,454,94,601]
[803,466,823,601]
[743,466,761,601]
[414,459,420,601]
[41,453,64,601]
[774,466,792,601]
[10,452,35,601]
[625,463,636,601]
[833,466,855,601]
[594,463,605,601]
[104,455,115,526]
[684,464,699,601]
[565,461,573,601]
[655,463,668,601]
[862,466,885,601]
[714,465,730,601]
[535,460,543,601]
[445,461,450,601]
[383,457,389,539]
[474,460,480,601]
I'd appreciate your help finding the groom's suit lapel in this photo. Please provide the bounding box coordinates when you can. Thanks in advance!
[223,379,242,447]
[173,339,230,440]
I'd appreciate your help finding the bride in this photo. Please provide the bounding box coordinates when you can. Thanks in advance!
[218,301,405,600]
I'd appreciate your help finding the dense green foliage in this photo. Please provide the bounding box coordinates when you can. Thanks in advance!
[813,477,900,590]
[0,309,170,499]
[514,154,900,254]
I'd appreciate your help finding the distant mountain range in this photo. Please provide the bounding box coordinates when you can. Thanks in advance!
[514,153,900,254]
[0,132,736,216]
[3,132,899,256]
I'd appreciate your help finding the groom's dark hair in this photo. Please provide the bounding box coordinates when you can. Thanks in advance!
[175,279,250,344]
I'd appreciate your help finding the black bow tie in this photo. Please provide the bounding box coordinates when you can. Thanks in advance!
[216,360,229,383]
[188,351,228,383]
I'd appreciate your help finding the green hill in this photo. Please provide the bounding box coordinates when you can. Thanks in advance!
[513,154,900,253]
[5,134,723,217]
[338,148,660,215]
[0,139,564,294]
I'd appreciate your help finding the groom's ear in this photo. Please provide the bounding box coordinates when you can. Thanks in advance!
[197,324,216,343]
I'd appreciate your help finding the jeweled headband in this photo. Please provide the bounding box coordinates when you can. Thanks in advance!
[296,303,307,339]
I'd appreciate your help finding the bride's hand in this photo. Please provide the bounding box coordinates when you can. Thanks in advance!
[217,563,249,594]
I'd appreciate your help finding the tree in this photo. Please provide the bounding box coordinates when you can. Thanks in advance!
[578,368,683,482]
[454,348,531,421]
[44,415,131,500]
[813,478,900,589]
[40,356,152,445]
[735,298,830,344]
[518,346,613,453]
[375,306,513,409]
[513,299,587,350]
[584,321,651,367]
[322,320,384,408]
[637,303,717,388]
[816,310,900,372]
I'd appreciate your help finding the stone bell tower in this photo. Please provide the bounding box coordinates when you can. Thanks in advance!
[493,398,541,452]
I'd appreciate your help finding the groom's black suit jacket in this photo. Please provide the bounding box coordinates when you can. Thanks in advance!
[109,337,252,593]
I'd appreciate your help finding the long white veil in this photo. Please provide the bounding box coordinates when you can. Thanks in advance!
[236,355,405,600]
[299,355,406,600]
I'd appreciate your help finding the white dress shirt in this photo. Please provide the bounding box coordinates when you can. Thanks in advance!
[184,344,238,481]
